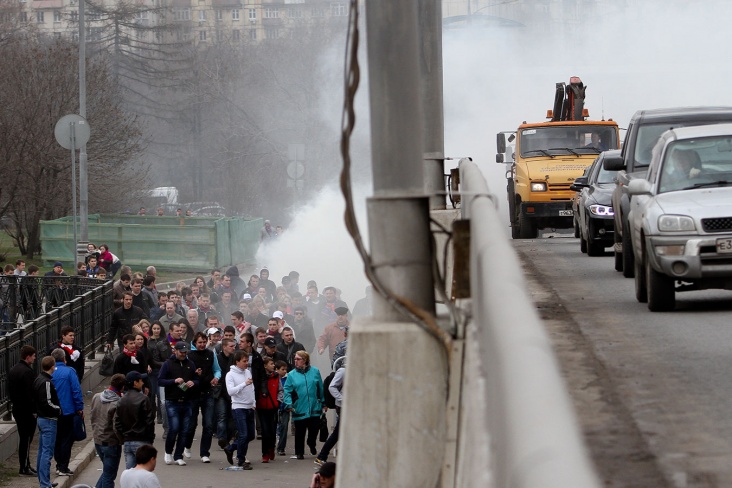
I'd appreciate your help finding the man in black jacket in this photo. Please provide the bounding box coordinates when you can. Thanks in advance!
[34,356,61,488]
[51,326,85,381]
[184,332,219,463]
[276,327,305,372]
[114,371,155,470]
[107,292,146,351]
[158,342,198,465]
[9,345,38,476]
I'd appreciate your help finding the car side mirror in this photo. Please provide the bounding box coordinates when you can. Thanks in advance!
[627,179,652,196]
[603,152,625,171]
[570,176,589,192]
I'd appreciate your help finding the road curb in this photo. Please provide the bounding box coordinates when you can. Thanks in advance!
[55,440,97,488]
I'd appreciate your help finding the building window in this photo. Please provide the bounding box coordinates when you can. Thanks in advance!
[199,30,206,41]
[53,10,61,22]
[249,28,256,40]
[70,10,78,22]
[248,8,256,21]
[232,29,240,40]
[311,7,325,17]
[232,8,239,20]
[20,11,27,22]
[265,27,278,39]
[174,8,191,21]
[288,8,302,18]
[331,2,347,16]
[264,7,278,19]
[88,9,101,21]
[216,29,222,41]
[198,9,205,21]
[36,11,44,23]
[216,9,222,21]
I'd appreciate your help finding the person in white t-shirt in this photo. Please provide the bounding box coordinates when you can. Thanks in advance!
[120,444,161,488]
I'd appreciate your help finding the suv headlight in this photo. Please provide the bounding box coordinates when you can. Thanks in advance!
[530,182,547,192]
[658,215,695,232]
[589,204,614,216]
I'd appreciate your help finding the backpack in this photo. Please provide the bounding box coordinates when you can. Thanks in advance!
[323,356,346,409]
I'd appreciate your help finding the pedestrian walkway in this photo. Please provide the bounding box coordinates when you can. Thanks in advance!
[74,418,320,487]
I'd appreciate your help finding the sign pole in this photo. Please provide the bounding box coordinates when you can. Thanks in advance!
[70,123,78,264]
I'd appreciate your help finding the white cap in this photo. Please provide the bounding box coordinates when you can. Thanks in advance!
[206,327,221,336]
[242,293,252,300]
[273,311,284,319]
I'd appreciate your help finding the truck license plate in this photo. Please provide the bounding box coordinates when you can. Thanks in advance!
[716,238,732,253]
[559,210,573,216]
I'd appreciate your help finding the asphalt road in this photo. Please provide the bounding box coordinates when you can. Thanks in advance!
[515,236,732,488]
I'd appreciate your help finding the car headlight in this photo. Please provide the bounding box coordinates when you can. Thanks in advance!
[530,182,547,192]
[658,215,696,232]
[589,204,614,216]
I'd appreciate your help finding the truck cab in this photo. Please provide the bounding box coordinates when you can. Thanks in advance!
[498,77,619,239]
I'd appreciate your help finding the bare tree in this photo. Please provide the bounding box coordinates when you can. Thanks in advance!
[0,35,146,257]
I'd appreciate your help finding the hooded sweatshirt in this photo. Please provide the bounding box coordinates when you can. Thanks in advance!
[91,388,122,446]
[225,364,255,410]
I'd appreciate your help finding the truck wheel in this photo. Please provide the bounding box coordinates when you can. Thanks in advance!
[622,222,635,278]
[508,184,520,240]
[580,235,587,253]
[518,213,538,239]
[646,258,675,311]
[634,254,647,303]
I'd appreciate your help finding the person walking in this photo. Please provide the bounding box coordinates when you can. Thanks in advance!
[34,356,61,488]
[256,357,283,463]
[223,351,255,470]
[50,348,84,477]
[115,371,156,469]
[157,342,198,466]
[91,374,126,488]
[183,332,220,463]
[9,345,38,476]
[283,351,325,460]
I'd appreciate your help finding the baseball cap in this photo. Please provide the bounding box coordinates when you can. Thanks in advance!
[335,306,349,316]
[263,337,277,347]
[242,293,252,301]
[206,327,220,336]
[174,342,189,352]
[126,371,148,383]
[272,311,284,319]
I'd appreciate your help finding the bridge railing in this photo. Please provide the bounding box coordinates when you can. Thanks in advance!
[457,158,600,488]
[0,277,113,418]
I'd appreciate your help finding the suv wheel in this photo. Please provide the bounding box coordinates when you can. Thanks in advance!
[634,254,647,303]
[622,222,635,278]
[646,258,675,311]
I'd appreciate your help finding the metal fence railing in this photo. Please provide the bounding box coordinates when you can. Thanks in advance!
[0,276,113,419]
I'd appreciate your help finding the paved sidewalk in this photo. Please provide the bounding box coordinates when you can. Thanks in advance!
[73,420,322,487]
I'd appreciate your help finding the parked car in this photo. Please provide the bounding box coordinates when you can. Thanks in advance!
[627,123,732,311]
[571,150,620,255]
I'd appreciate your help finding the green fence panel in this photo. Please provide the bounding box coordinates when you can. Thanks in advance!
[41,214,262,271]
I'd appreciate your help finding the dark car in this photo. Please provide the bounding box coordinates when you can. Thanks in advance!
[571,150,620,255]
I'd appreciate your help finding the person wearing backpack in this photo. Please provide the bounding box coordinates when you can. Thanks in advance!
[315,349,345,466]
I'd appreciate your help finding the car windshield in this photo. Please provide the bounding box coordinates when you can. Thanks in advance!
[596,165,618,184]
[520,125,618,157]
[658,136,732,193]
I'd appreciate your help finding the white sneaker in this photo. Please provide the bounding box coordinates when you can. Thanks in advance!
[175,459,187,466]
[164,453,173,465]
[183,448,192,459]
[201,456,210,463]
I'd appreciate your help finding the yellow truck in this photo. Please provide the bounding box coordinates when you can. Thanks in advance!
[497,77,620,239]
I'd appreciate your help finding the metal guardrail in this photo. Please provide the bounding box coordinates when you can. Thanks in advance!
[459,158,600,488]
[0,277,113,419]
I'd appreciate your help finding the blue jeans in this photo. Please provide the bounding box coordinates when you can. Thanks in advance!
[37,417,57,488]
[215,396,233,443]
[165,401,192,460]
[276,409,290,452]
[95,444,121,488]
[123,441,146,469]
[185,394,214,457]
[228,408,255,464]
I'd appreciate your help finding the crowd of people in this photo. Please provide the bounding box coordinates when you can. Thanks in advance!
[8,256,361,487]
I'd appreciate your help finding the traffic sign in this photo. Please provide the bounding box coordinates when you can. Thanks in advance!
[55,114,91,150]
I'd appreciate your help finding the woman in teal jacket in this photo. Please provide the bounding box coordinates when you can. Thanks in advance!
[283,351,325,459]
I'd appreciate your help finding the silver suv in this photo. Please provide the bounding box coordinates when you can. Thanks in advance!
[628,123,732,311]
